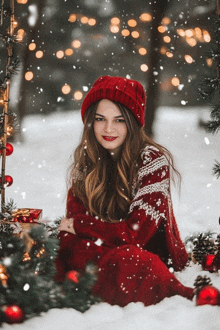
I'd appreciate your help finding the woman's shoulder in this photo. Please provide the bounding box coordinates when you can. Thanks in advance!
[140,144,168,165]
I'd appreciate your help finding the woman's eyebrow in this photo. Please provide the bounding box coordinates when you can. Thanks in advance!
[95,113,124,118]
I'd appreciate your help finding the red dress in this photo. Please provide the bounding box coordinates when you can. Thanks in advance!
[55,145,194,306]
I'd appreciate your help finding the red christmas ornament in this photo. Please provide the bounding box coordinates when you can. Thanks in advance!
[196,285,220,306]
[6,143,14,156]
[202,254,216,272]
[3,305,24,323]
[0,143,14,156]
[0,175,13,187]
[66,270,80,283]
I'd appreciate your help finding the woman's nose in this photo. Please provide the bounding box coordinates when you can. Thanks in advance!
[104,121,114,132]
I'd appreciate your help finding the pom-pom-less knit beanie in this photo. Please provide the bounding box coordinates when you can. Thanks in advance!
[81,76,146,127]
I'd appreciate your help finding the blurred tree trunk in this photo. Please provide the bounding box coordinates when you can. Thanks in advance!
[12,1,45,141]
[145,0,170,137]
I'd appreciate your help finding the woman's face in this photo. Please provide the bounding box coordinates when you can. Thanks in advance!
[93,99,127,158]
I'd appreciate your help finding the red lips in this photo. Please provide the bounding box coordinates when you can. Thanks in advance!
[102,136,117,141]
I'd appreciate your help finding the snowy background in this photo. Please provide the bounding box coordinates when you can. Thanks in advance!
[1,106,220,329]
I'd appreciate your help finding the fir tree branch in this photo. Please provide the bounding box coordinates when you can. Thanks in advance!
[213,160,220,178]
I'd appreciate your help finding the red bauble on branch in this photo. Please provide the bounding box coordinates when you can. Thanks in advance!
[3,305,24,323]
[0,175,13,187]
[6,143,13,156]
[202,254,216,272]
[196,285,220,306]
[0,143,14,156]
[66,270,80,283]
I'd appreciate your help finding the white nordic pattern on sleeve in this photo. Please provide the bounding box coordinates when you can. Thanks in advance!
[134,178,170,200]
[138,155,168,182]
[128,199,166,225]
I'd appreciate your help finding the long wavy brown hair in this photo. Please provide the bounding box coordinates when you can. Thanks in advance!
[68,101,180,222]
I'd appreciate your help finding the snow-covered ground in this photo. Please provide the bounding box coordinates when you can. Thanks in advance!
[2,106,220,329]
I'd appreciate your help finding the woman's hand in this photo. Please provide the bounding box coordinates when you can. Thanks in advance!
[58,217,76,235]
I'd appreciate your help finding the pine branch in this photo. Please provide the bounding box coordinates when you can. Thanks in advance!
[205,119,220,134]
[213,160,220,178]
[198,77,219,100]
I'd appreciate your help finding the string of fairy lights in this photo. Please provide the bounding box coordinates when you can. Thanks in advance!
[15,1,212,103]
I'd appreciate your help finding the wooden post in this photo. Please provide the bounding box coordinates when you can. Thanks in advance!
[1,0,14,209]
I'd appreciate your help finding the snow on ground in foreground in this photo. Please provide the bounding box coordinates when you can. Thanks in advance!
[2,106,220,330]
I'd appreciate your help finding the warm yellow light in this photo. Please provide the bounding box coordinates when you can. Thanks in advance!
[111,17,120,25]
[88,18,96,26]
[74,91,83,100]
[56,50,64,58]
[35,50,43,58]
[160,46,167,55]
[171,77,180,86]
[16,29,25,41]
[162,17,171,25]
[203,30,211,42]
[62,84,71,94]
[140,64,148,72]
[186,37,197,47]
[163,36,171,43]
[121,29,130,37]
[195,27,202,40]
[110,25,119,33]
[81,16,88,24]
[166,51,173,58]
[131,31,139,38]
[185,29,194,37]
[184,54,194,63]
[139,47,147,55]
[65,48,74,56]
[158,25,166,33]
[128,19,137,27]
[17,0,28,3]
[72,40,81,48]
[206,58,213,67]
[139,13,152,22]
[29,42,36,51]
[25,71,33,81]
[69,14,77,23]
[177,29,185,37]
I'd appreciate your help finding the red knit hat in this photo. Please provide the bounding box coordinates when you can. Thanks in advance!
[81,76,146,127]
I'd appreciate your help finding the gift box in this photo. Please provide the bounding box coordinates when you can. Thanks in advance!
[11,208,42,224]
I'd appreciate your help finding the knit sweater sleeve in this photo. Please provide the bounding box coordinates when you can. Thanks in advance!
[66,146,172,248]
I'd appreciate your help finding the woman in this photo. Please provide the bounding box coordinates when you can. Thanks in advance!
[55,76,194,306]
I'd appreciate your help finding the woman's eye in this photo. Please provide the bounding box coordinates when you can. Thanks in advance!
[95,117,103,121]
[116,119,125,123]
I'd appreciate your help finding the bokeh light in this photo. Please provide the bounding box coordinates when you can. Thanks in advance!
[184,55,194,63]
[121,29,130,37]
[110,25,119,33]
[138,47,147,55]
[72,40,81,48]
[131,31,139,38]
[65,48,74,56]
[139,13,152,22]
[35,50,43,58]
[25,71,33,81]
[74,91,83,100]
[29,42,36,51]
[158,26,166,33]
[56,50,64,58]
[88,18,96,26]
[140,64,148,72]
[69,14,77,23]
[62,84,71,94]
[111,17,120,25]
[128,19,137,27]
[171,77,180,86]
